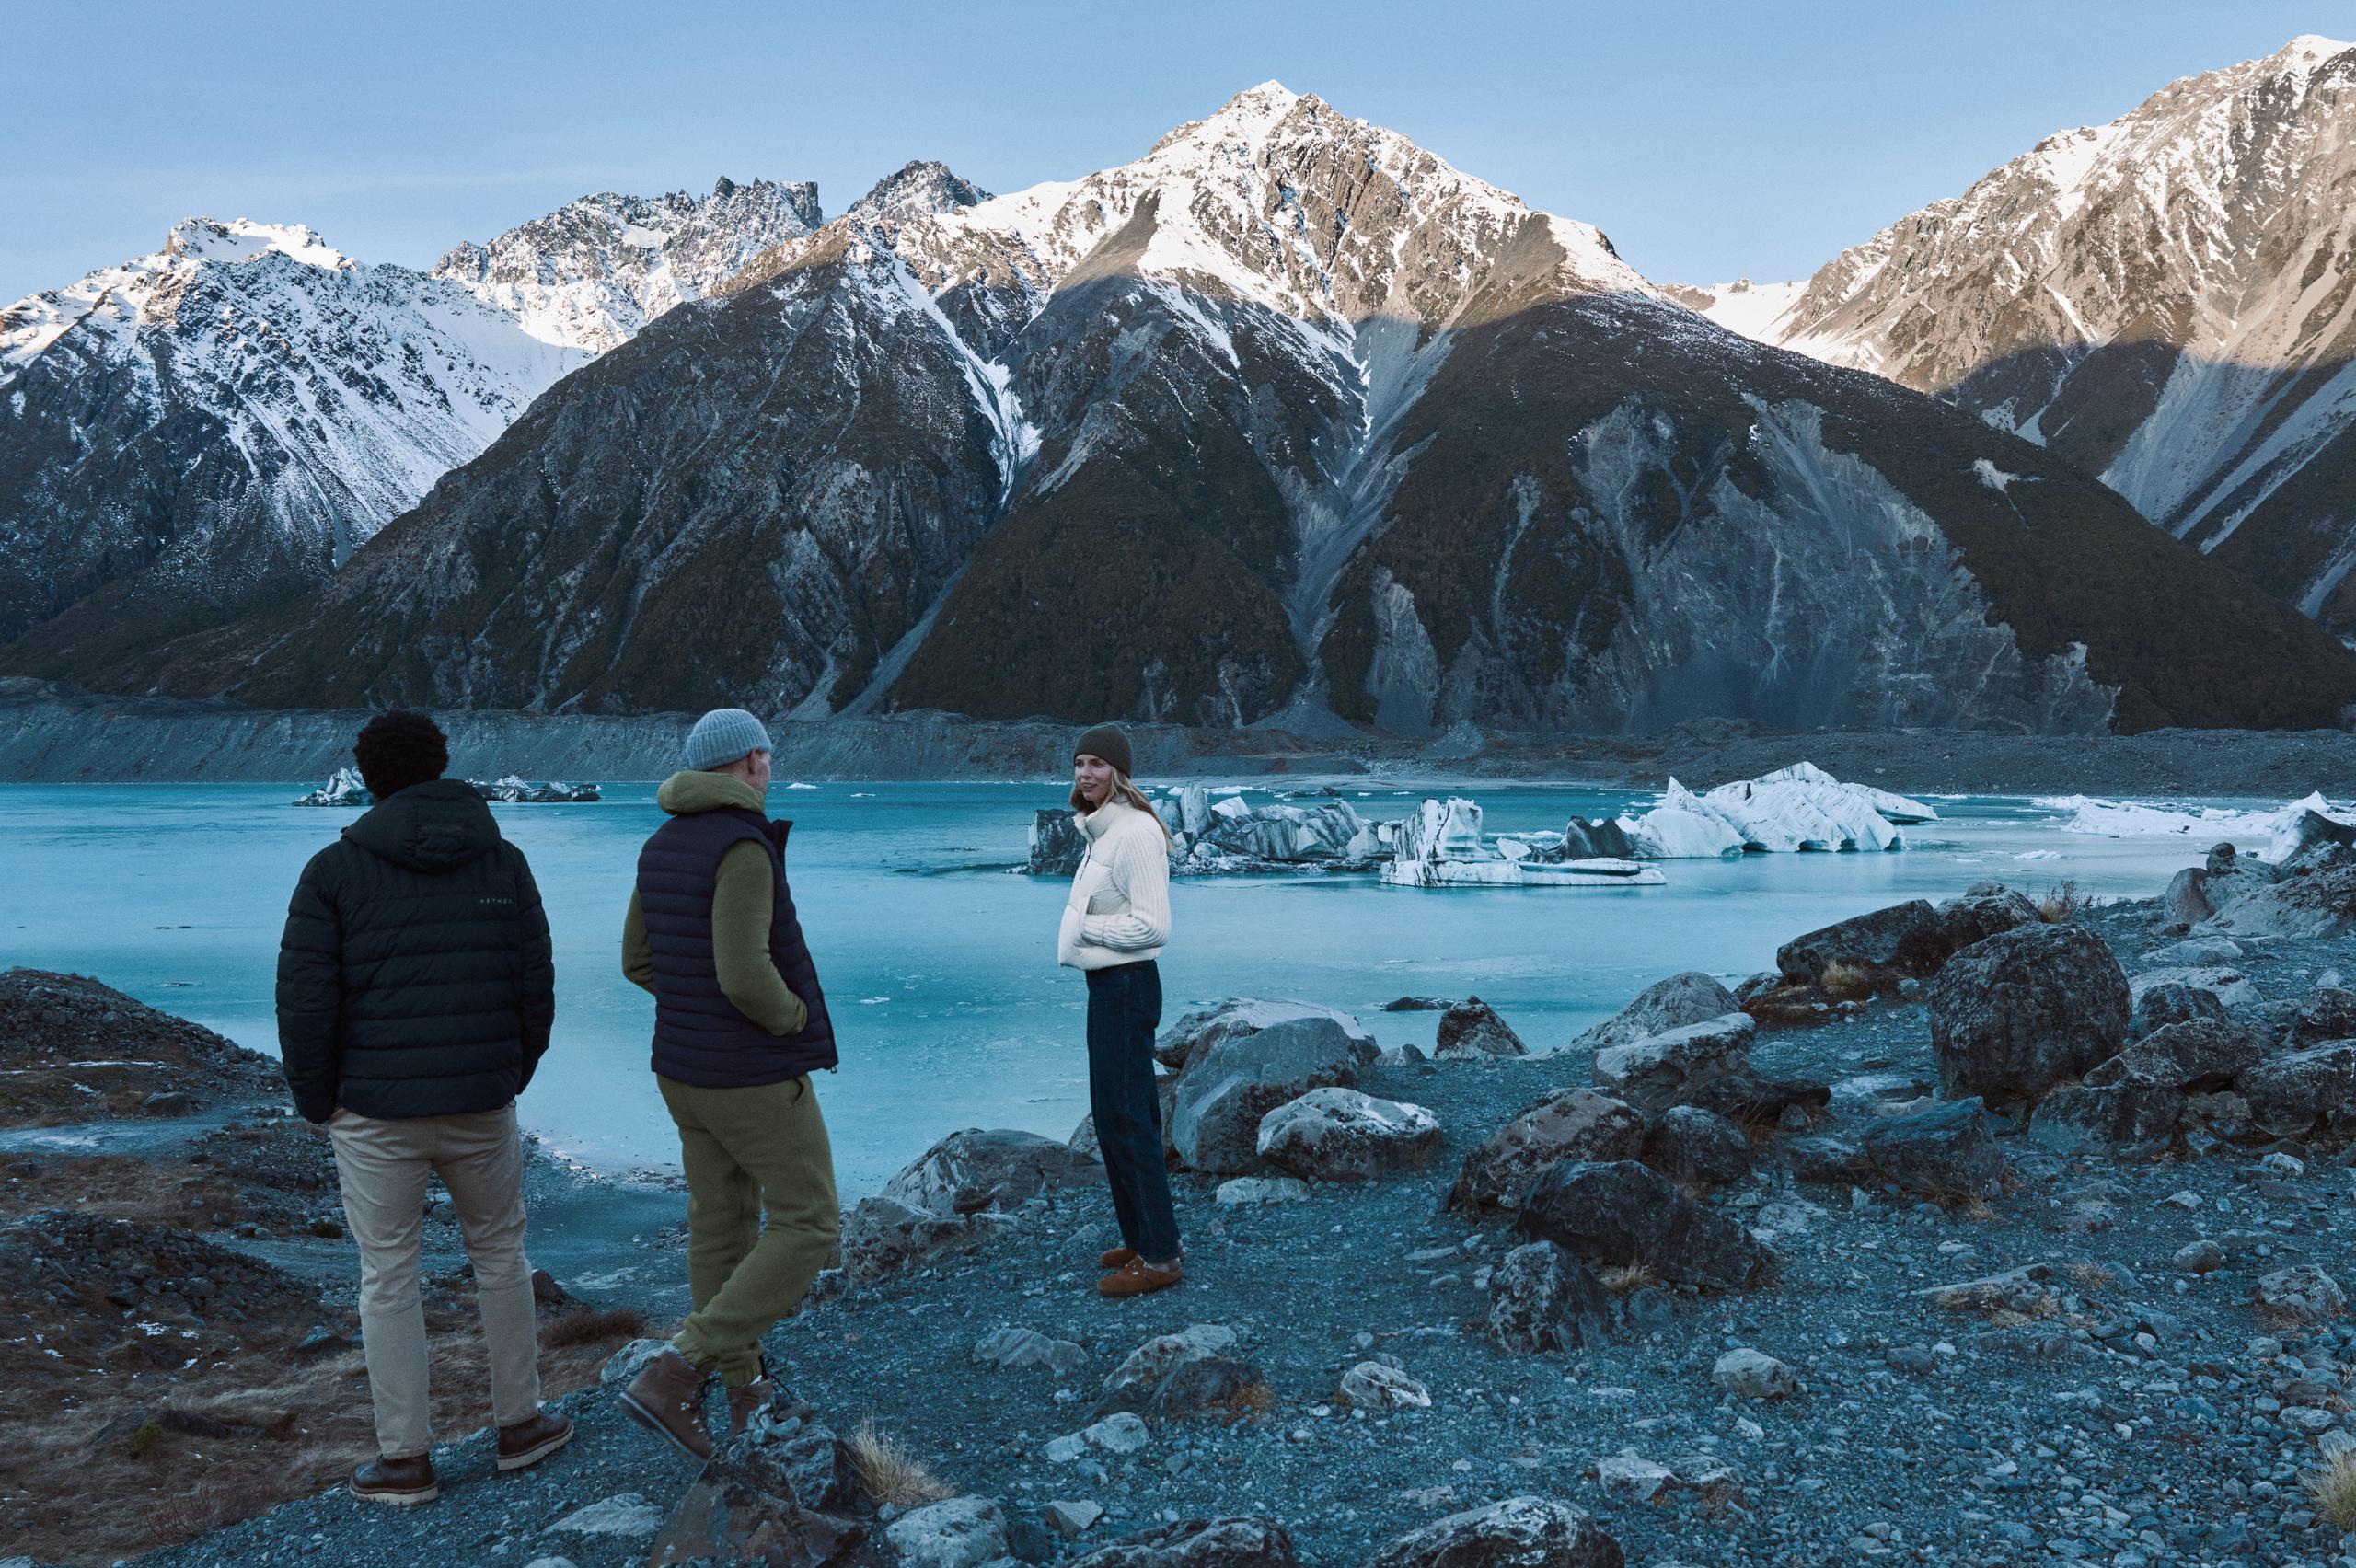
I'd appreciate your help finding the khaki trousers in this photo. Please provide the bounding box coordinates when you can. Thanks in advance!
[659,1073,839,1388]
[328,1103,541,1459]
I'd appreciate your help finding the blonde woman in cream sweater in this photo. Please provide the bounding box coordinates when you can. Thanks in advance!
[1058,723,1182,1297]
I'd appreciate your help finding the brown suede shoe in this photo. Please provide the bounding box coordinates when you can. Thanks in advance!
[350,1453,438,1505]
[495,1410,573,1472]
[726,1377,776,1436]
[618,1347,714,1461]
[1097,1257,1184,1297]
[1099,1246,1138,1270]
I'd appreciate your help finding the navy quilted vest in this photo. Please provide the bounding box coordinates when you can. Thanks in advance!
[636,806,837,1087]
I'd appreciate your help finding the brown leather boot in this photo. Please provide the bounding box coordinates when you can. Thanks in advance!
[495,1410,573,1472]
[726,1378,776,1436]
[350,1453,438,1505]
[1097,1256,1184,1297]
[1099,1246,1138,1270]
[618,1347,714,1461]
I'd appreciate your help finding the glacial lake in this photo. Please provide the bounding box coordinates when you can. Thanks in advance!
[0,779,2268,1194]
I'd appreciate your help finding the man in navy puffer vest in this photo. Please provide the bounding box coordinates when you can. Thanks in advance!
[616,708,840,1459]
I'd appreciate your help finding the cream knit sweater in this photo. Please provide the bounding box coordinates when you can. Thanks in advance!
[1057,799,1172,970]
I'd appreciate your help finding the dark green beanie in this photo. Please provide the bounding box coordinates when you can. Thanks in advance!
[1073,723,1134,778]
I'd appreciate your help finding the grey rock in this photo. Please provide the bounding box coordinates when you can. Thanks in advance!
[1516,1159,1773,1288]
[2291,986,2356,1045]
[2160,868,2218,928]
[1641,1105,1750,1186]
[1255,1088,1442,1181]
[881,1128,1101,1216]
[1363,1494,1623,1568]
[1143,1356,1268,1418]
[886,1498,1011,1568]
[1934,882,2043,952]
[1045,1501,1105,1539]
[726,1420,870,1516]
[1434,996,1528,1059]
[2255,1265,2347,1321]
[1213,1176,1310,1206]
[1154,997,1376,1078]
[1711,1348,1803,1400]
[1169,1017,1368,1175]
[1861,1098,2005,1199]
[2144,934,2244,967]
[1925,923,2131,1105]
[1103,1325,1240,1398]
[2088,1017,2264,1091]
[548,1493,666,1537]
[2028,1080,2187,1159]
[1783,1134,1876,1187]
[1338,1360,1432,1410]
[973,1327,1087,1378]
[1448,1090,1647,1215]
[1591,1012,1755,1113]
[598,1337,672,1392]
[2173,1239,2226,1274]
[1677,1071,1830,1125]
[1064,1517,1298,1568]
[1574,972,1740,1048]
[1487,1240,1612,1354]
[2127,981,2230,1042]
[1775,899,1949,985]
[841,1194,983,1283]
[2205,865,2356,939]
[2237,1041,2356,1136]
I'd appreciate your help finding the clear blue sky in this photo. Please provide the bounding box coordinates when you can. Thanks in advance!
[4,0,2344,304]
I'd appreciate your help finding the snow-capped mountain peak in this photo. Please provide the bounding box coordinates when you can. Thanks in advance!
[163,217,351,271]
[848,161,993,224]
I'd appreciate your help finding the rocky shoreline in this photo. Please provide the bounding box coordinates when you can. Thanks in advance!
[8,682,2356,796]
[6,828,2356,1568]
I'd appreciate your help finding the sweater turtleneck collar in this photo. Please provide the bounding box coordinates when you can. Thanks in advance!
[1078,798,1133,840]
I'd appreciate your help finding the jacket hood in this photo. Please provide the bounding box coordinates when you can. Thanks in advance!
[343,778,502,872]
[656,770,768,817]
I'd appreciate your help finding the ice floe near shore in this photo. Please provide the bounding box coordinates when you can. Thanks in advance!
[2038,791,2354,862]
[1378,798,1664,889]
[294,767,601,806]
[1614,761,1937,859]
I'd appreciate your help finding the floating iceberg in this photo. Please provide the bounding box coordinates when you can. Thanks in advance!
[2036,791,2351,861]
[293,767,370,807]
[294,769,600,806]
[1618,761,1936,859]
[1027,785,1391,876]
[1379,798,1664,889]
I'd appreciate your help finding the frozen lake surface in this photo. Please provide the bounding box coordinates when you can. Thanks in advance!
[0,779,2258,1193]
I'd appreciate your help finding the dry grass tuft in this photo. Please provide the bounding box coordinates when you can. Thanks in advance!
[2308,1452,2356,1530]
[542,1305,649,1349]
[2065,1262,2116,1291]
[849,1417,953,1508]
[1599,1262,1657,1295]
[1218,1384,1276,1420]
[2038,880,2089,923]
[1818,961,1878,1001]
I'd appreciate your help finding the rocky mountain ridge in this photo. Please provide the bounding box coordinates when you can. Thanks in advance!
[91,82,2356,734]
[0,179,817,668]
[1688,34,2356,647]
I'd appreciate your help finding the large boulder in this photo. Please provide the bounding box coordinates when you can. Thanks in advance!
[2205,866,2356,939]
[2160,868,2217,928]
[2086,1019,2265,1092]
[840,1196,1004,1283]
[2293,987,2356,1044]
[1170,1019,1369,1175]
[1066,1517,1299,1568]
[1515,1160,1773,1289]
[2027,1081,2186,1159]
[2237,1042,2356,1137]
[1576,972,1739,1048]
[885,1498,1011,1568]
[1924,924,2130,1106]
[1775,900,1948,986]
[1154,998,1376,1077]
[2254,1265,2347,1323]
[1934,882,2041,953]
[1591,1013,1754,1112]
[881,1129,1101,1217]
[1487,1241,1612,1354]
[1102,1324,1242,1404]
[1364,1495,1623,1568]
[1449,1090,1647,1215]
[1859,1099,2004,1200]
[2127,982,2229,1042]
[644,1412,875,1568]
[1435,997,1527,1059]
[1679,1071,1830,1125]
[1255,1089,1442,1182]
[1642,1106,1750,1186]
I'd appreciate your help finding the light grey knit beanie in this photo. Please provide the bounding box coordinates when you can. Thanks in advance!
[685,708,773,771]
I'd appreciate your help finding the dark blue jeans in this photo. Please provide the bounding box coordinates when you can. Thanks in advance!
[1085,960,1180,1265]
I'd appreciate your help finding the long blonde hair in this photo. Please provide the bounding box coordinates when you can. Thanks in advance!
[1071,767,1172,843]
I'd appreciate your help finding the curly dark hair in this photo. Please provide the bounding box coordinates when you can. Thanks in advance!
[352,710,449,800]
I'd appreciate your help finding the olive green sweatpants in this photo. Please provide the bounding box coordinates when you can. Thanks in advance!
[657,1073,839,1387]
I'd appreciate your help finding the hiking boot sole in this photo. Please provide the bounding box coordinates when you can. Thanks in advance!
[618,1389,712,1462]
[349,1478,440,1506]
[496,1422,574,1472]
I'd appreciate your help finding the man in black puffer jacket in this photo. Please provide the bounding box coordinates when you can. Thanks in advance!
[278,710,570,1506]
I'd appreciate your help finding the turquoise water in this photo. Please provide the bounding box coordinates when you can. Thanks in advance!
[0,779,2242,1193]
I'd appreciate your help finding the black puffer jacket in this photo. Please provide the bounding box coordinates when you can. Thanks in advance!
[277,779,555,1124]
